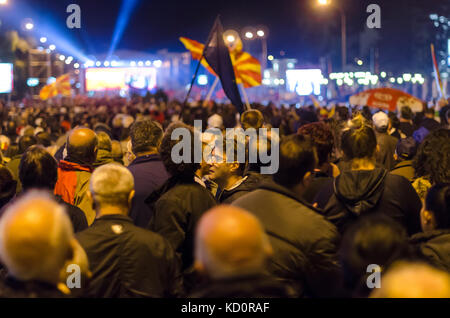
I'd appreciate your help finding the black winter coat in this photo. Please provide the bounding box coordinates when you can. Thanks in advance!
[410,229,450,272]
[146,176,217,292]
[315,168,422,236]
[76,214,182,298]
[232,181,341,298]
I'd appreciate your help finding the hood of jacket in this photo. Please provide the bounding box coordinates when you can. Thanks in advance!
[334,168,387,216]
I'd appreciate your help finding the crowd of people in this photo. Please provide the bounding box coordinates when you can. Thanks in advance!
[0,93,449,298]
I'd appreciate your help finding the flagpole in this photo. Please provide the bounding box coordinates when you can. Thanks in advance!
[182,54,204,112]
[203,76,219,106]
[240,84,251,110]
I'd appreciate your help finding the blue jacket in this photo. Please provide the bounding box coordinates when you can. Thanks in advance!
[127,154,169,228]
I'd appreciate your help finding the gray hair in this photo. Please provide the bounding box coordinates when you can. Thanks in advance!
[90,163,134,207]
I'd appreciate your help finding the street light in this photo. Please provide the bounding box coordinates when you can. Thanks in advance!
[0,0,8,5]
[49,44,56,51]
[256,30,265,37]
[317,0,347,71]
[40,37,47,44]
[226,35,236,44]
[25,22,34,30]
[245,31,254,39]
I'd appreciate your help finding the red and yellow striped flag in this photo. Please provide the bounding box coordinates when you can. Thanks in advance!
[180,37,262,88]
[40,73,72,100]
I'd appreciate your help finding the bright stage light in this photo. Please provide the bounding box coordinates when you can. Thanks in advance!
[138,61,144,67]
[49,44,56,51]
[268,55,274,61]
[104,61,110,67]
[145,61,152,66]
[40,37,47,44]
[357,59,363,66]
[245,32,254,39]
[74,63,80,69]
[65,59,72,65]
[130,61,136,66]
[25,22,34,30]
[111,61,119,67]
[96,61,101,67]
[256,30,265,37]
[85,61,94,68]
[0,0,8,5]
[59,55,65,61]
[318,0,330,5]
[380,72,386,78]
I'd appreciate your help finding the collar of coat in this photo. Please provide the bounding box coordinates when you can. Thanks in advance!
[257,179,322,214]
[59,160,93,173]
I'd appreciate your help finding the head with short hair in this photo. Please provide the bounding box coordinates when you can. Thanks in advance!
[130,120,163,155]
[0,191,73,285]
[340,215,410,297]
[209,129,248,186]
[195,205,272,279]
[273,134,317,189]
[400,106,413,120]
[298,122,333,166]
[18,135,38,154]
[36,132,52,148]
[413,129,450,184]
[66,128,98,165]
[370,262,450,298]
[90,163,135,212]
[159,122,200,179]
[19,145,58,190]
[96,131,112,152]
[421,183,450,232]
[241,109,264,130]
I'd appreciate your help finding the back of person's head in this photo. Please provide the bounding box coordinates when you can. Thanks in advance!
[395,137,418,161]
[36,132,52,148]
[370,262,450,298]
[400,106,413,121]
[18,135,38,154]
[19,145,58,191]
[413,129,450,184]
[96,131,112,152]
[0,166,16,209]
[372,111,389,133]
[90,163,134,211]
[160,122,200,179]
[336,106,350,122]
[0,191,73,285]
[195,205,272,279]
[66,127,98,165]
[340,215,410,297]
[111,140,123,161]
[341,117,377,160]
[130,120,163,155]
[273,134,317,188]
[241,109,264,130]
[297,122,333,166]
[424,183,450,230]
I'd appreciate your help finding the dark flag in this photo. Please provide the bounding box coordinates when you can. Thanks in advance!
[203,17,245,113]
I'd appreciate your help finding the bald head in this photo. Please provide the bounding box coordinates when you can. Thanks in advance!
[370,262,450,298]
[195,205,272,279]
[0,191,73,285]
[67,128,98,165]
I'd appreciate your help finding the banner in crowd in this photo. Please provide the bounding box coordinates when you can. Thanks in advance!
[349,88,424,112]
[39,74,72,100]
[430,44,444,98]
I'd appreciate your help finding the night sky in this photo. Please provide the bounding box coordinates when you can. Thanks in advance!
[2,0,449,72]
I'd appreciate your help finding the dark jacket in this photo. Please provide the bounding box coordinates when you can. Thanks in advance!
[190,274,295,298]
[5,154,22,193]
[93,149,114,168]
[0,194,88,233]
[375,132,398,170]
[217,172,271,204]
[147,176,217,292]
[315,168,422,236]
[232,180,341,298]
[410,229,450,272]
[399,122,415,137]
[127,154,169,228]
[76,214,182,298]
[390,160,415,182]
[0,269,67,298]
[302,170,333,204]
